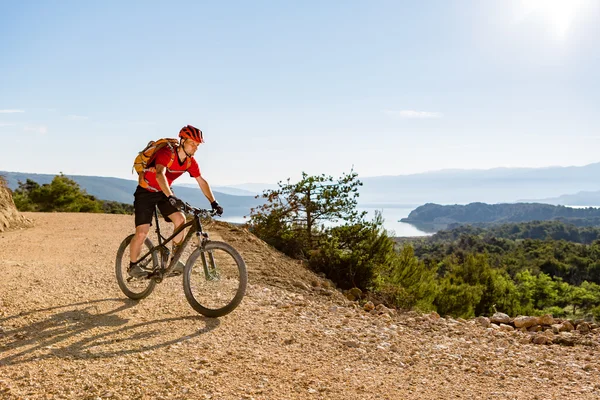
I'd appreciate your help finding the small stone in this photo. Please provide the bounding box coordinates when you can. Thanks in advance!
[475,317,491,328]
[519,335,533,344]
[554,333,576,346]
[551,324,562,334]
[429,311,441,320]
[532,335,551,345]
[363,301,375,312]
[491,312,511,324]
[379,314,392,322]
[577,322,591,334]
[514,316,538,329]
[292,280,310,291]
[342,340,360,348]
[560,321,575,332]
[538,314,554,326]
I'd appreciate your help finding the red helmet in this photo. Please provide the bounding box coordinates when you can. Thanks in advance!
[179,125,204,143]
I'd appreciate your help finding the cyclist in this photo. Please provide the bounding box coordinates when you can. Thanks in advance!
[129,125,224,278]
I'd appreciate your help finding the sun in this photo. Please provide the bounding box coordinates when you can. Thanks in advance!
[516,0,591,39]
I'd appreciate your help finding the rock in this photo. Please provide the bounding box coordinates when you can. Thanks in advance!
[428,311,441,320]
[551,324,562,334]
[348,287,363,299]
[292,280,310,291]
[560,321,575,332]
[343,340,360,348]
[491,312,511,324]
[577,322,591,334]
[532,335,552,345]
[527,325,543,333]
[321,279,336,289]
[499,324,514,332]
[541,330,554,339]
[375,304,395,317]
[519,335,533,344]
[379,314,393,322]
[538,314,554,326]
[554,333,576,347]
[475,316,491,328]
[363,301,375,312]
[514,316,538,329]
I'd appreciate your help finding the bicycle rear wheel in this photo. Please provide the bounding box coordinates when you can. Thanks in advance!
[115,234,158,300]
[183,241,247,317]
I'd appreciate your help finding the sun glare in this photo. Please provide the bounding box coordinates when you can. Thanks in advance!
[517,0,591,39]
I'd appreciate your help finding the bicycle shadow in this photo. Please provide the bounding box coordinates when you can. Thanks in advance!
[0,298,219,366]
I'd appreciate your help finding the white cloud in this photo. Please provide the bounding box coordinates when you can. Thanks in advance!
[384,109,443,119]
[67,115,88,120]
[0,123,16,127]
[24,125,48,134]
[0,109,25,113]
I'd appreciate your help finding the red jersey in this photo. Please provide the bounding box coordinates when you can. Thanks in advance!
[140,146,201,192]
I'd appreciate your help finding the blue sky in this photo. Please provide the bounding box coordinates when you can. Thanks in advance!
[1,0,599,186]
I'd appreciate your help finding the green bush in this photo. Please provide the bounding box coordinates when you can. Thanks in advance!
[374,245,437,311]
[309,214,395,290]
[12,174,132,214]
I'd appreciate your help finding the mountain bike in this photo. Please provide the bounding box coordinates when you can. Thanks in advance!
[115,202,247,317]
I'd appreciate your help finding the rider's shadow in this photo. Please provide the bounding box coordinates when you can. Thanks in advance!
[0,298,219,366]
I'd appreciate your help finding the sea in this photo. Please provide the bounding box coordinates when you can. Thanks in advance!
[220,205,431,238]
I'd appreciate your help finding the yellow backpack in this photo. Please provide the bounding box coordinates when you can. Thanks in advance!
[132,138,191,176]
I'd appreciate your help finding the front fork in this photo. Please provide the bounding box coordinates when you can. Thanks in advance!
[196,231,218,281]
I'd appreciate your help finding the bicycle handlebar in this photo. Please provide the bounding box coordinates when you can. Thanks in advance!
[180,201,219,217]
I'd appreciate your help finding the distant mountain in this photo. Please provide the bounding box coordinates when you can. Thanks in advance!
[401,202,600,230]
[5,162,600,218]
[173,183,257,197]
[181,163,600,205]
[359,163,600,205]
[521,190,600,207]
[0,171,264,217]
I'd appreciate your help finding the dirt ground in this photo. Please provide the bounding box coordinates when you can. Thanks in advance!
[1,212,600,399]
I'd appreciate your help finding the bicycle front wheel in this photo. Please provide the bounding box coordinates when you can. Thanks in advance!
[183,241,247,317]
[115,234,158,300]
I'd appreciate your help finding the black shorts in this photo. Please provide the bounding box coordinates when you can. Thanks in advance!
[133,186,180,227]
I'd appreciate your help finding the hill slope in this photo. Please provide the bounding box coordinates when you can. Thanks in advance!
[0,178,32,232]
[1,213,599,398]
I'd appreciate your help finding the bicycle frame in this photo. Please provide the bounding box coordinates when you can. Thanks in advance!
[132,205,210,279]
